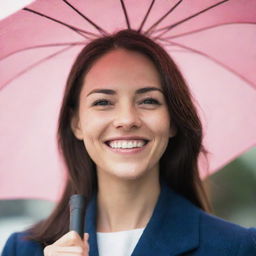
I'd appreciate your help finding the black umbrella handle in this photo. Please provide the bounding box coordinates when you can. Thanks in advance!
[69,194,86,239]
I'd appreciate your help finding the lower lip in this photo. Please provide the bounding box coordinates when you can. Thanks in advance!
[104,142,149,155]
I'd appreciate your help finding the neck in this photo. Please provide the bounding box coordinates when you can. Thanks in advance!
[96,171,160,232]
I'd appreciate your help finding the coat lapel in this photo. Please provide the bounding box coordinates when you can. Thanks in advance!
[85,184,200,256]
[85,194,100,256]
[131,184,200,255]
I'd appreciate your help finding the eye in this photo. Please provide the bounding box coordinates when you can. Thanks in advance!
[92,99,112,106]
[141,98,160,105]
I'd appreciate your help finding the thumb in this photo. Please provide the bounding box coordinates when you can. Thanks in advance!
[54,231,81,246]
[83,233,90,254]
[83,233,89,241]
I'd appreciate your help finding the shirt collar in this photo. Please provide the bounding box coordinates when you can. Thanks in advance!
[85,184,201,256]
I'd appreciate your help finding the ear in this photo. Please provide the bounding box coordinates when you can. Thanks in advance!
[169,124,177,138]
[71,115,83,140]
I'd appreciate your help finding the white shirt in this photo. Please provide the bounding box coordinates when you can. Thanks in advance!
[97,228,145,256]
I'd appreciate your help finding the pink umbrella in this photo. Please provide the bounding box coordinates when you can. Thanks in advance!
[1,0,256,201]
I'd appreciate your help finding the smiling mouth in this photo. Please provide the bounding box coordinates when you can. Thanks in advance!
[105,140,149,149]
[104,140,149,155]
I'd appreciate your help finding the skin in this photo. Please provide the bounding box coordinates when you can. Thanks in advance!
[44,231,89,256]
[44,48,175,255]
[73,48,176,231]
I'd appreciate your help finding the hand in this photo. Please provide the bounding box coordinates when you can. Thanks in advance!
[44,231,89,256]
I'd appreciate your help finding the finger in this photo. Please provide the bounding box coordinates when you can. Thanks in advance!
[54,231,84,246]
[55,246,83,253]
[83,233,89,240]
[83,233,89,252]
[43,245,51,256]
[50,253,83,256]
[57,245,88,253]
[44,246,86,256]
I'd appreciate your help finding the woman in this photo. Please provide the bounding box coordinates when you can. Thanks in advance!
[2,29,256,256]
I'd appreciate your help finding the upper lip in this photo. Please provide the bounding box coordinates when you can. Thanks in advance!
[104,136,150,143]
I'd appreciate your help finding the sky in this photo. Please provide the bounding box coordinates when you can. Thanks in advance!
[0,0,34,20]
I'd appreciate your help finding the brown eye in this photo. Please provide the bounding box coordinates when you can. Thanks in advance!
[92,99,112,106]
[141,98,160,105]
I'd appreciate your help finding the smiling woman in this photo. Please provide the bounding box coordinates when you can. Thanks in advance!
[71,48,173,183]
[2,30,256,256]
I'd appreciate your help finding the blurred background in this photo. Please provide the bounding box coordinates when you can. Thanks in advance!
[208,147,256,226]
[1,146,256,253]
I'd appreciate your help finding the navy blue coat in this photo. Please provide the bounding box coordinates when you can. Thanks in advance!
[2,184,256,255]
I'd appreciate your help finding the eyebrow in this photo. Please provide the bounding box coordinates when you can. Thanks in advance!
[86,87,163,97]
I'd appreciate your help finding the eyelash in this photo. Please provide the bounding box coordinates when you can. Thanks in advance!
[92,98,160,106]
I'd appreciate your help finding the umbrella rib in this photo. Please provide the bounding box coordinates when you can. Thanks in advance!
[158,39,256,91]
[120,0,131,29]
[0,45,74,91]
[0,42,86,61]
[145,0,183,35]
[160,22,256,40]
[23,8,97,39]
[152,0,229,39]
[138,0,156,33]
[62,0,107,35]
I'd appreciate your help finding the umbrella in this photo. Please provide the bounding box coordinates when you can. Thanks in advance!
[0,0,256,201]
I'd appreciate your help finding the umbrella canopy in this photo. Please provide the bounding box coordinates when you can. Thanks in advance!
[0,0,256,201]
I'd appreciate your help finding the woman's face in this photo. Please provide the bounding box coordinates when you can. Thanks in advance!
[72,48,175,181]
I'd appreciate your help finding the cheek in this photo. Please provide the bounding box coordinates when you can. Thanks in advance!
[145,110,171,134]
[79,108,170,138]
[79,111,111,138]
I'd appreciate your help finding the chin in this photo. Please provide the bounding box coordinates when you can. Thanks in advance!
[114,172,146,181]
[106,163,155,181]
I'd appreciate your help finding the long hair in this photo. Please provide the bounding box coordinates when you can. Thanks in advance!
[27,29,210,246]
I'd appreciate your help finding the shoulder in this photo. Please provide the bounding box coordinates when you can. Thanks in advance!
[198,210,256,255]
[2,231,43,256]
[158,186,256,255]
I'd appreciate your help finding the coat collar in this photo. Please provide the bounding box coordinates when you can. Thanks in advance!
[85,184,201,256]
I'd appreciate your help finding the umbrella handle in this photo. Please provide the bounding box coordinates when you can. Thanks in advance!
[69,194,86,239]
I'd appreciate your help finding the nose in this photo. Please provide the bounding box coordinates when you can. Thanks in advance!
[113,103,142,131]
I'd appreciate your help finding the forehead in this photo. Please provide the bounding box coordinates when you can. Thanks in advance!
[81,48,162,94]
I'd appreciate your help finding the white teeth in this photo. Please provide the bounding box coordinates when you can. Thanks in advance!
[108,140,147,149]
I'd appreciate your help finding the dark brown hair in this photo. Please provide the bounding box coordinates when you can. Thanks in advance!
[27,29,210,246]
